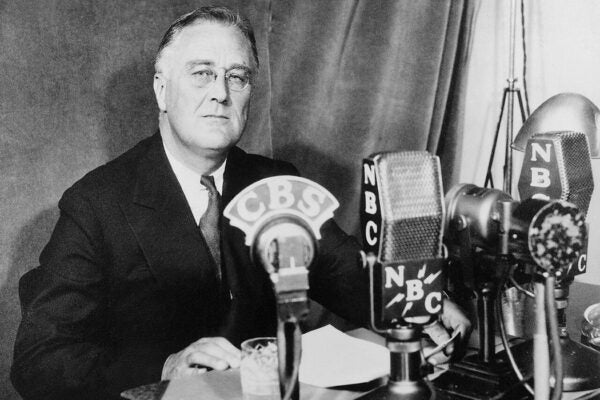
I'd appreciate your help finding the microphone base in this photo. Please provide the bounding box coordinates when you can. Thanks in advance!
[432,353,530,399]
[357,379,435,400]
[507,336,600,392]
[358,329,435,400]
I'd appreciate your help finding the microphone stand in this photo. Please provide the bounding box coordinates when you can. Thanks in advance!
[275,297,306,400]
[253,220,314,400]
[358,255,436,400]
[508,275,600,392]
[359,326,433,400]
[434,199,531,399]
[271,258,310,400]
[484,0,528,192]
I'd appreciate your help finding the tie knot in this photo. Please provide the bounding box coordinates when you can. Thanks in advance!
[201,175,218,194]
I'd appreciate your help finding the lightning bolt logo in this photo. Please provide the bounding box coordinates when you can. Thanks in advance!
[402,302,414,316]
[424,270,442,285]
[385,293,405,308]
[417,263,427,279]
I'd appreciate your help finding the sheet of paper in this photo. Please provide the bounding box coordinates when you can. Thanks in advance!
[299,325,389,388]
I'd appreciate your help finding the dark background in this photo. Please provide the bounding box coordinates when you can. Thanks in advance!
[0,1,473,398]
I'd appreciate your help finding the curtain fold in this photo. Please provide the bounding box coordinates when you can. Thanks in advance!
[437,0,479,186]
[267,0,476,235]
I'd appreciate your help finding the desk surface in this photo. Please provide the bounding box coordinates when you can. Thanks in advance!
[122,281,600,400]
[123,329,386,400]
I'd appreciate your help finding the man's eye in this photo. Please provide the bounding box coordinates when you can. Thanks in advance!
[193,69,214,79]
[227,71,249,84]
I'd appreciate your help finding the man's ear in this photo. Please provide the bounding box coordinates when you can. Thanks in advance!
[153,72,167,112]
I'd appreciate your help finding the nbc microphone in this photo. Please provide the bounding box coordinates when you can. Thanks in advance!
[517,131,594,278]
[358,151,445,400]
[516,131,599,392]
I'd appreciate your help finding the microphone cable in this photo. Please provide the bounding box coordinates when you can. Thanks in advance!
[520,0,531,117]
[496,264,535,396]
[278,321,302,400]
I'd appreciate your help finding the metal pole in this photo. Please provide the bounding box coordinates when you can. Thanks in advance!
[503,0,518,194]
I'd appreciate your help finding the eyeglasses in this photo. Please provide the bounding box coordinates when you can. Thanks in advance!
[191,67,252,92]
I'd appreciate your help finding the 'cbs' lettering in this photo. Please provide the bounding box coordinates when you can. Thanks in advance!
[236,180,326,222]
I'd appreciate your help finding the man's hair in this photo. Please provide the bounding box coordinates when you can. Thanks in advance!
[155,6,259,72]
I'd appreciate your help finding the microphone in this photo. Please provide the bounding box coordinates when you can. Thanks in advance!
[224,175,339,400]
[518,131,594,212]
[359,151,445,400]
[515,131,599,392]
[440,183,587,398]
[445,184,586,268]
[517,131,593,277]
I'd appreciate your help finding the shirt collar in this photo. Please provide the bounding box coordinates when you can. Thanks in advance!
[163,144,226,194]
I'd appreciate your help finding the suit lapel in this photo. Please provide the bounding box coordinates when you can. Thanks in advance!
[120,133,217,292]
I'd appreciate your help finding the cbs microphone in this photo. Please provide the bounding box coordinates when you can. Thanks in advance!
[224,175,339,400]
[359,151,445,400]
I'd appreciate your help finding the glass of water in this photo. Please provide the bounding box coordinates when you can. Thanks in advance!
[581,303,600,349]
[240,337,280,400]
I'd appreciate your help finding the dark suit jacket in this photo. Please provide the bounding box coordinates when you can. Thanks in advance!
[11,133,369,400]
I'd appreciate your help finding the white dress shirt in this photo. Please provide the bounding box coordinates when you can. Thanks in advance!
[163,145,226,225]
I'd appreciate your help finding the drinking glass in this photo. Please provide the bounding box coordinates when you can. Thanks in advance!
[581,302,600,349]
[240,337,280,400]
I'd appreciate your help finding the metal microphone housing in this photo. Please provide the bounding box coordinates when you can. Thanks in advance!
[252,215,316,322]
[444,183,586,272]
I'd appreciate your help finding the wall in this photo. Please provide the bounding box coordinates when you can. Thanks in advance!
[460,0,600,284]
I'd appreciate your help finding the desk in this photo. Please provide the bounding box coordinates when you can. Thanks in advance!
[122,281,600,400]
[122,329,386,400]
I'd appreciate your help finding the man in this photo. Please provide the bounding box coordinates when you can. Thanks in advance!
[11,6,470,400]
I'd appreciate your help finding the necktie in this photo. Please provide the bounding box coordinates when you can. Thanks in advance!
[200,175,221,282]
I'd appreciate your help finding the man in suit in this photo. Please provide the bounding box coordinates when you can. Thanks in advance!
[11,6,470,400]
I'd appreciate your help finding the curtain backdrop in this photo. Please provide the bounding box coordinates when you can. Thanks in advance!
[268,0,475,236]
[0,1,474,398]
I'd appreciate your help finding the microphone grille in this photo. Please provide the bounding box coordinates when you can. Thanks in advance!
[555,131,594,214]
[535,131,594,214]
[376,151,444,262]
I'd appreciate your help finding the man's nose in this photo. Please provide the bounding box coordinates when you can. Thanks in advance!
[209,74,229,104]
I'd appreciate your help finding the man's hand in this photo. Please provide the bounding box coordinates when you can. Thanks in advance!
[161,337,241,380]
[423,298,472,365]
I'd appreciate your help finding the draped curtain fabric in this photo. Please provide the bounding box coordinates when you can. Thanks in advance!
[266,0,475,235]
[261,0,476,329]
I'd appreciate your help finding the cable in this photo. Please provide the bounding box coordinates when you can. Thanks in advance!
[423,329,460,361]
[489,375,534,400]
[497,270,535,396]
[279,321,302,400]
[509,273,535,298]
[545,274,563,400]
[572,388,600,400]
[520,0,531,116]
